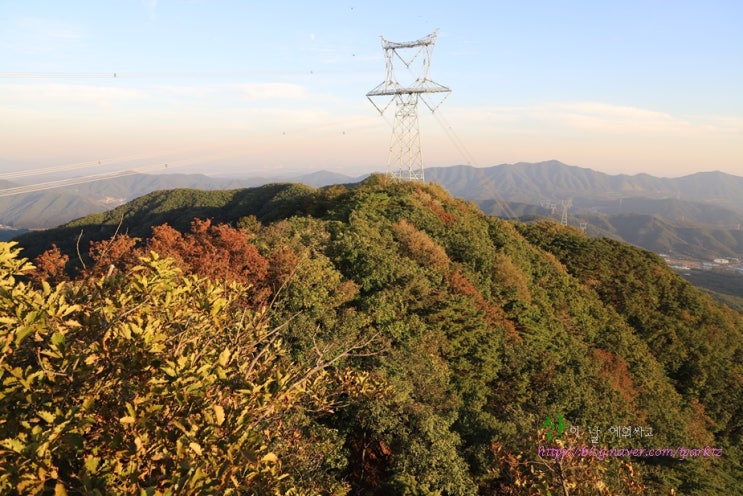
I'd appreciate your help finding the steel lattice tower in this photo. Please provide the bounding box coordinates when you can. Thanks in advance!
[367,30,450,181]
[560,199,572,226]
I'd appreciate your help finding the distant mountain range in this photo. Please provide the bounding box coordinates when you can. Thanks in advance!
[0,170,362,235]
[426,161,743,212]
[4,161,743,259]
[425,161,743,259]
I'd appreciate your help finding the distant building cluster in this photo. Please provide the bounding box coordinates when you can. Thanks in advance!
[659,253,743,275]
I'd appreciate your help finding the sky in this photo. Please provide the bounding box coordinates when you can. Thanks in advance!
[1,0,742,182]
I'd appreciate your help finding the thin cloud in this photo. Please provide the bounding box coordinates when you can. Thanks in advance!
[437,101,742,174]
[0,83,143,106]
[157,85,213,98]
[229,83,308,101]
[19,16,82,39]
[695,115,743,135]
[5,16,83,54]
[144,0,159,23]
[447,101,740,137]
[535,102,693,134]
[157,82,310,102]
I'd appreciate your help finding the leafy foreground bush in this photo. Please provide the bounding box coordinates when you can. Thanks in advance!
[0,241,373,495]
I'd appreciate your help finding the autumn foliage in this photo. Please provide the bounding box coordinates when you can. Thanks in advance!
[33,218,289,307]
[8,178,743,494]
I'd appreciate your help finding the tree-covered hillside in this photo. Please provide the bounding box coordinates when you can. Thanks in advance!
[4,176,742,494]
[0,190,107,229]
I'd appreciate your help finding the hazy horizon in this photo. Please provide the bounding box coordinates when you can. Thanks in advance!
[3,160,743,195]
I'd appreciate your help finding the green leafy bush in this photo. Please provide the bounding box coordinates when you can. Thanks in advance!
[0,242,370,495]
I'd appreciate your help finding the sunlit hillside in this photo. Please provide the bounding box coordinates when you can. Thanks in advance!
[3,176,742,494]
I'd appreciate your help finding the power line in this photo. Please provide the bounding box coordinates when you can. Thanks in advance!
[0,118,361,184]
[425,109,517,220]
[0,164,172,198]
[430,110,477,167]
[0,151,181,181]
[0,72,117,79]
[0,151,241,198]
[0,69,376,79]
[0,112,380,195]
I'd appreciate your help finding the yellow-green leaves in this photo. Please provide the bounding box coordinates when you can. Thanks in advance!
[0,242,32,282]
[50,332,65,349]
[0,246,361,495]
[37,410,55,424]
[189,441,203,456]
[0,437,25,454]
[218,347,230,367]
[212,404,225,426]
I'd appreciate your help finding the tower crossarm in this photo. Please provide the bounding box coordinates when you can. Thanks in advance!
[381,30,439,49]
[366,81,451,97]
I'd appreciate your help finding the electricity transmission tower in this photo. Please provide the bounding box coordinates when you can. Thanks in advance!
[560,199,572,226]
[367,30,450,181]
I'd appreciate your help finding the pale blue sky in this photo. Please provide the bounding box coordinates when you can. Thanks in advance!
[1,0,741,180]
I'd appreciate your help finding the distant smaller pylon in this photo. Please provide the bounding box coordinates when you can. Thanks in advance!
[560,199,572,226]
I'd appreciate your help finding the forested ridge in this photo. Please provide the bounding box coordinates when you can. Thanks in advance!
[3,176,742,494]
